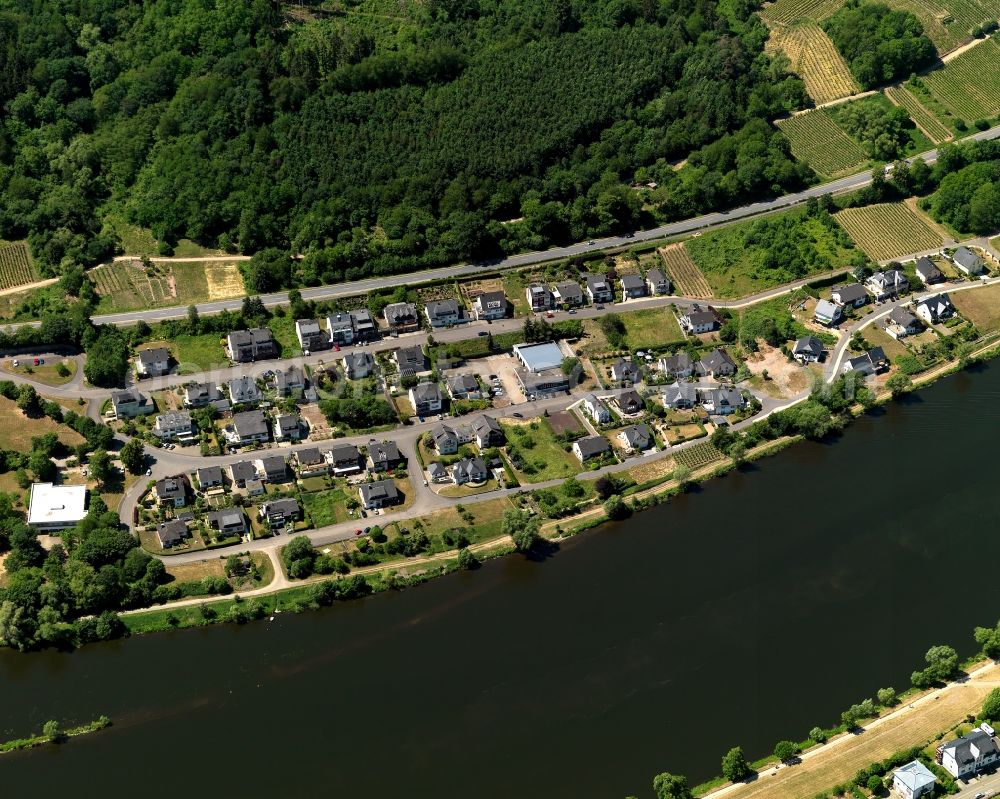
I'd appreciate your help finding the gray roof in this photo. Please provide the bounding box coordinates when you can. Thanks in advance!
[869,269,909,290]
[229,460,256,482]
[233,409,268,437]
[915,257,943,280]
[197,466,223,485]
[157,519,188,545]
[155,477,185,499]
[661,381,698,404]
[396,346,426,371]
[942,729,999,766]
[207,509,246,532]
[554,281,583,300]
[893,761,936,792]
[618,389,644,411]
[476,290,507,308]
[185,381,222,402]
[384,302,418,325]
[228,376,261,403]
[297,447,323,466]
[611,358,641,380]
[428,462,448,478]
[368,440,401,464]
[258,455,287,474]
[585,274,611,292]
[410,382,441,403]
[620,273,645,290]
[575,435,611,459]
[707,387,744,409]
[138,347,170,365]
[344,351,374,374]
[472,414,502,440]
[274,365,305,390]
[647,268,668,284]
[228,327,274,347]
[832,283,868,303]
[426,298,460,318]
[447,373,479,394]
[112,387,147,406]
[889,308,920,328]
[432,423,458,447]
[325,313,353,333]
[793,336,824,356]
[954,246,985,272]
[619,423,652,449]
[815,299,841,319]
[325,443,361,464]
[265,498,299,518]
[700,348,736,373]
[660,351,694,372]
[360,479,399,503]
[275,413,301,435]
[451,456,488,481]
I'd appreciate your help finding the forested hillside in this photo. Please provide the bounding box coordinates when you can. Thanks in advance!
[0,0,810,286]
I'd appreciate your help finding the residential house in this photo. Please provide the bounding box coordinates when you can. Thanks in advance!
[324,443,363,475]
[431,423,460,455]
[660,382,698,409]
[325,313,355,346]
[27,483,87,531]
[273,365,305,396]
[206,508,248,538]
[111,388,154,419]
[915,257,944,285]
[245,479,265,497]
[296,319,331,353]
[155,477,187,508]
[886,307,922,340]
[446,373,482,400]
[620,273,646,299]
[585,274,614,304]
[618,423,653,453]
[359,479,401,510]
[225,328,277,362]
[383,302,421,334]
[581,394,611,424]
[273,413,304,442]
[343,351,375,380]
[843,347,889,375]
[228,409,270,445]
[227,376,262,406]
[526,284,553,311]
[697,348,737,379]
[953,246,986,276]
[395,345,427,375]
[184,381,228,411]
[427,461,449,483]
[409,382,443,415]
[260,498,300,530]
[814,299,843,326]
[831,283,869,308]
[517,369,570,398]
[296,447,328,478]
[646,268,671,296]
[471,415,505,448]
[679,305,718,334]
[792,336,824,364]
[229,460,257,488]
[472,291,508,321]
[867,269,910,301]
[617,389,645,416]
[572,435,611,462]
[658,351,695,379]
[451,456,489,485]
[196,466,224,490]
[553,281,584,306]
[914,293,955,325]
[156,519,190,549]
[255,455,288,483]
[425,299,462,327]
[891,761,936,799]
[136,347,171,378]
[702,387,745,415]
[940,729,1000,778]
[610,358,641,386]
[351,309,378,341]
[153,411,195,441]
[367,440,404,472]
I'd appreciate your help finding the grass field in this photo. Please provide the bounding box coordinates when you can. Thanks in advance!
[265,314,304,358]
[619,308,686,350]
[171,333,227,371]
[765,23,859,104]
[834,202,945,260]
[760,0,844,24]
[502,418,582,483]
[0,396,85,452]
[658,243,713,298]
[91,260,245,313]
[922,37,1000,121]
[862,325,911,360]
[301,487,351,527]
[0,241,39,292]
[952,282,1000,331]
[777,110,868,177]
[3,357,76,386]
[885,85,953,143]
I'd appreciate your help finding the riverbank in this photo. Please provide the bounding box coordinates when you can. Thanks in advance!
[1,716,111,754]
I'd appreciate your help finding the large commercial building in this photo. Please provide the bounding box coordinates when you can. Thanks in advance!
[28,483,88,531]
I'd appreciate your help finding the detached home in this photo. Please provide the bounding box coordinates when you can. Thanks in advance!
[324,444,363,475]
[553,281,584,306]
[610,358,641,386]
[451,456,489,485]
[891,761,936,799]
[196,466,224,490]
[702,387,745,415]
[617,423,653,453]
[581,394,611,424]
[915,257,944,285]
[697,348,737,379]
[153,411,195,441]
[155,477,187,508]
[227,376,262,406]
[914,293,954,324]
[112,388,154,419]
[679,305,718,334]
[273,365,305,396]
[156,519,190,549]
[207,509,247,538]
[867,269,909,301]
[620,274,646,299]
[184,381,228,410]
[351,309,379,341]
[953,246,986,276]
[260,498,300,530]
[229,460,257,488]
[409,382,443,415]
[472,291,508,321]
[431,423,460,455]
[425,299,462,328]
[228,409,270,445]
[572,435,611,463]
[226,328,277,362]
[359,479,401,510]
[886,308,922,340]
[273,413,304,442]
[296,319,331,352]
[658,351,695,379]
[646,268,671,296]
[940,729,1000,778]
[136,347,171,378]
[383,302,420,334]
[660,381,698,409]
[395,346,427,375]
[471,415,505,448]
[446,373,482,400]
[831,283,868,308]
[526,284,552,311]
[367,440,404,472]
[617,389,645,416]
[255,455,288,483]
[792,336,824,364]
[843,347,889,375]
[585,274,614,304]
[814,299,843,326]
[343,351,375,380]
[296,447,328,478]
[325,313,356,346]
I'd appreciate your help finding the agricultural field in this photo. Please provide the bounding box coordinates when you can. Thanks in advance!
[657,243,713,298]
[90,260,246,313]
[884,0,1000,53]
[952,282,1000,332]
[672,441,725,470]
[834,202,945,260]
[760,0,845,25]
[766,23,859,104]
[885,86,953,143]
[922,37,1000,121]
[777,110,868,177]
[0,241,39,292]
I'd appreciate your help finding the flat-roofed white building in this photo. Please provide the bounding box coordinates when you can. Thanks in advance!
[512,342,565,373]
[28,483,87,531]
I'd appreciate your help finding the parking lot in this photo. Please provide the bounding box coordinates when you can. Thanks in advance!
[955,769,1000,798]
[482,353,526,404]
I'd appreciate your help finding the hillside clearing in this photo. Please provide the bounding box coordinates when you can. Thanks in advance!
[922,37,1000,120]
[766,23,859,104]
[658,243,713,299]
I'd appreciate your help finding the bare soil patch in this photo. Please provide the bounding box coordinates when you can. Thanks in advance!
[204,262,245,300]
[743,342,814,398]
[547,409,583,436]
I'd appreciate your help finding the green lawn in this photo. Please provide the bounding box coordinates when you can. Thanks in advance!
[301,487,353,527]
[620,307,685,350]
[266,314,303,358]
[2,357,76,386]
[502,418,582,483]
[437,477,500,497]
[171,333,227,372]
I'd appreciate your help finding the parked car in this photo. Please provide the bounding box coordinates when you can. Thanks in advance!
[11,359,18,367]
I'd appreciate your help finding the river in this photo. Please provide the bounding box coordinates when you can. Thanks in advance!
[4,363,1000,798]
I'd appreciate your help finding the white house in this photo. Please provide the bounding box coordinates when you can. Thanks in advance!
[843,347,889,376]
[915,257,944,285]
[792,336,824,364]
[952,246,986,276]
[940,729,1000,778]
[867,269,909,301]
[581,394,611,424]
[831,283,869,308]
[135,347,171,378]
[153,411,196,441]
[891,760,936,799]
[472,291,508,321]
[584,274,614,303]
[409,382,443,415]
[525,283,552,311]
[679,305,718,333]
[814,299,842,326]
[885,307,922,340]
[914,293,954,325]
[572,435,611,462]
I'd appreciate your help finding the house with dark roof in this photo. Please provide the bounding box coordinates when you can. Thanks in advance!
[553,281,584,306]
[697,348,737,378]
[431,423,460,455]
[952,246,986,276]
[616,389,645,416]
[831,283,869,308]
[324,443,363,475]
[471,415,504,448]
[617,423,653,453]
[383,302,421,333]
[886,307,922,340]
[157,519,190,549]
[409,382,443,415]
[227,376,262,406]
[427,461,449,483]
[207,509,247,538]
[660,382,698,409]
[914,293,954,324]
[225,328,277,362]
[658,351,695,379]
[940,729,1000,778]
[351,309,378,341]
[229,460,257,488]
[296,447,328,478]
[646,268,671,295]
[572,435,611,462]
[866,269,909,301]
[296,319,331,352]
[582,394,611,424]
[620,273,646,299]
[343,351,375,380]
[260,498,300,530]
[526,284,552,311]
[155,477,187,508]
[702,387,745,415]
[136,347,171,378]
[274,365,305,396]
[792,336,824,363]
[359,479,401,509]
[446,373,482,400]
[255,455,288,483]
[273,413,304,442]
[196,466,224,489]
[843,347,889,375]
[111,388,154,419]
[585,274,614,303]
[679,305,718,333]
[450,456,489,485]
[425,299,462,327]
[227,409,269,445]
[472,291,508,321]
[915,257,944,285]
[325,313,355,346]
[153,411,195,441]
[367,440,403,472]
[610,358,641,386]
[395,346,427,375]
[184,381,228,410]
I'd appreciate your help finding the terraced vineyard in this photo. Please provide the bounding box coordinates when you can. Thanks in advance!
[761,0,844,24]
[834,202,945,261]
[658,243,713,298]
[923,38,1000,120]
[766,23,860,104]
[672,441,725,470]
[886,0,1000,52]
[0,241,38,292]
[89,261,174,309]
[777,110,868,176]
[885,86,953,142]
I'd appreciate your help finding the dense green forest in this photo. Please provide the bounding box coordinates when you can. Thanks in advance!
[0,0,809,286]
